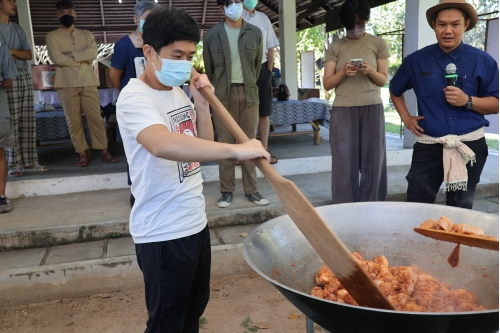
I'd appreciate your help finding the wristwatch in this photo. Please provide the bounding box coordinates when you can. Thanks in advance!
[465,95,473,109]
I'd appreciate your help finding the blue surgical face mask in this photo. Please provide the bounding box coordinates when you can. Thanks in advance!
[224,3,243,21]
[152,49,192,87]
[243,0,257,10]
[139,19,145,34]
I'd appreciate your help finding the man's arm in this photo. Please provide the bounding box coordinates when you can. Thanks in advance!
[138,125,269,162]
[71,31,98,63]
[390,89,425,136]
[46,33,80,67]
[255,31,263,76]
[110,67,123,91]
[444,87,499,115]
[190,72,214,141]
[2,78,12,89]
[136,72,270,163]
[266,47,274,71]
[1,47,18,86]
[9,49,32,61]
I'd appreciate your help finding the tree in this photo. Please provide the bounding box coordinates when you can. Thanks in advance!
[293,0,498,99]
[463,0,499,50]
[369,0,406,78]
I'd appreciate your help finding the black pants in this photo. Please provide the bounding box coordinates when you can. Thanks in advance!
[406,138,488,209]
[135,225,211,333]
[257,62,273,117]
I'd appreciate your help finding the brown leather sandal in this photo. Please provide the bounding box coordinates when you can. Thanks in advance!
[77,155,89,167]
[267,150,278,164]
[102,152,118,163]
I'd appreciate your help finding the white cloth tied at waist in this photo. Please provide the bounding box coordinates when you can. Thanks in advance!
[416,127,484,192]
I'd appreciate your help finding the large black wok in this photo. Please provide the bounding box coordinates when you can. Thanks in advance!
[242,202,499,333]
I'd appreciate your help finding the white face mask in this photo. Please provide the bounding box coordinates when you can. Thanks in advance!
[224,3,243,21]
[346,23,366,39]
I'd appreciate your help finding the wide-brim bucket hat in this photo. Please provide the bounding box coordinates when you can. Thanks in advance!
[426,0,478,31]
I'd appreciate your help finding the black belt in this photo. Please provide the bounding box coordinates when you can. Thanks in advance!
[231,83,244,87]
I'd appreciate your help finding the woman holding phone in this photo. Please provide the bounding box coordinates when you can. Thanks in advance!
[323,0,389,204]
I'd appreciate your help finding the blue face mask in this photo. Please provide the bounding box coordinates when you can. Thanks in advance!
[139,19,145,34]
[152,49,192,87]
[224,3,243,21]
[243,0,257,10]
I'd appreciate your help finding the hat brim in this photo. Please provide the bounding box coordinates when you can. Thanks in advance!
[426,3,477,31]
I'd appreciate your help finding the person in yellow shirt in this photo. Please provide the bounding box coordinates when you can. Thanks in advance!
[46,0,117,167]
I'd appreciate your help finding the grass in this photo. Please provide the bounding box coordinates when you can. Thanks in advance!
[241,316,258,333]
[199,317,206,329]
[384,108,499,150]
[485,135,499,150]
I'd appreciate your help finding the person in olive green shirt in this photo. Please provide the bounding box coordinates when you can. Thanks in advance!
[203,0,268,208]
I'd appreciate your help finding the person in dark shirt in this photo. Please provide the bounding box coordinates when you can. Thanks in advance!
[390,0,499,209]
[110,0,156,207]
[110,0,156,91]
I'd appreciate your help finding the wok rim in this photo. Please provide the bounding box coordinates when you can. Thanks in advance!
[241,201,500,316]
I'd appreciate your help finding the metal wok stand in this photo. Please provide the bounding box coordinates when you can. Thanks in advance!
[306,317,314,332]
[307,317,332,333]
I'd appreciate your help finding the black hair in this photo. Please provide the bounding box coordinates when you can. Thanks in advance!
[216,0,228,7]
[143,7,200,52]
[432,8,468,25]
[338,0,370,30]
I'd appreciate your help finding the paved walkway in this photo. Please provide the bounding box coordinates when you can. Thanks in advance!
[2,155,498,249]
[1,195,498,270]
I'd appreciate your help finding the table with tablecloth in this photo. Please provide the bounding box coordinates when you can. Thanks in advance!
[270,100,331,145]
[36,108,91,143]
[35,98,332,145]
[38,88,119,107]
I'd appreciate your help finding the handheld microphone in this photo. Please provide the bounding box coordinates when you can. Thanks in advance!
[445,63,458,108]
[445,63,457,86]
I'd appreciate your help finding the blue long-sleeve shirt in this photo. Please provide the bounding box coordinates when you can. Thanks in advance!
[390,42,499,138]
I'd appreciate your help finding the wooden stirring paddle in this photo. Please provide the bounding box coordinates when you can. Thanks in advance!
[414,228,499,251]
[195,80,394,310]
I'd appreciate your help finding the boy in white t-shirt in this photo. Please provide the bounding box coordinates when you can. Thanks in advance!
[116,7,269,333]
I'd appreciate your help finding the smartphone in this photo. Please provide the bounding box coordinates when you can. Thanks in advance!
[350,59,364,68]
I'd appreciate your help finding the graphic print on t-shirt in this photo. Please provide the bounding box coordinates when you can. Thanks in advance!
[167,105,201,183]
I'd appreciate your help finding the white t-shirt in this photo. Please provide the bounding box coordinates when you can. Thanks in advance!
[116,79,207,244]
[242,10,279,64]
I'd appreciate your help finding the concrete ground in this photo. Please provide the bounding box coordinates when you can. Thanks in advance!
[2,156,498,249]
[0,127,498,307]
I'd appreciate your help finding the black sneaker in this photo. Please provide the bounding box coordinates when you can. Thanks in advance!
[0,195,13,213]
[130,193,135,208]
[217,192,233,208]
[245,192,269,206]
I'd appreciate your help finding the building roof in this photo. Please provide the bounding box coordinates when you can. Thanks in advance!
[19,0,395,45]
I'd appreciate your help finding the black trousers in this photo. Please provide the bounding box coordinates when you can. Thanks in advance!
[135,225,211,333]
[257,62,273,117]
[406,138,488,209]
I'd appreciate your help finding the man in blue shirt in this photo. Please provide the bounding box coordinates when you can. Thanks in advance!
[390,0,499,209]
